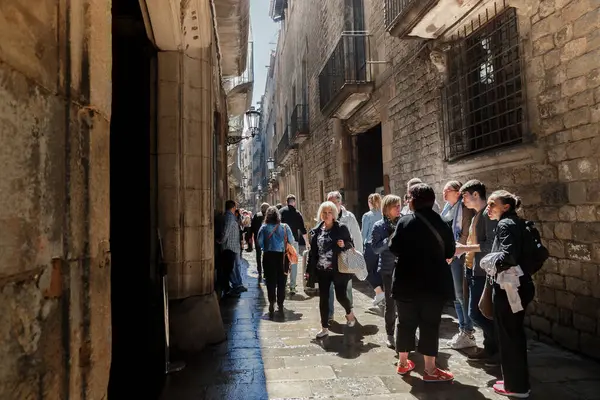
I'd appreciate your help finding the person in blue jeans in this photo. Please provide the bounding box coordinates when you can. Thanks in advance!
[441,181,476,349]
[455,180,499,365]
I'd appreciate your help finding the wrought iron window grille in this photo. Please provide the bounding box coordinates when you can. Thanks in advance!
[442,3,526,161]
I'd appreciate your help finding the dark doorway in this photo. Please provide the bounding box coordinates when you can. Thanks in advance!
[356,124,384,219]
[109,1,162,399]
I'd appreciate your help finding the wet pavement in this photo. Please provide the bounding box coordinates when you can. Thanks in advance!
[161,252,600,399]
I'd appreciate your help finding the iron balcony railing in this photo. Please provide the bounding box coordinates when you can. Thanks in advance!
[290,104,309,142]
[318,32,372,112]
[223,41,254,93]
[384,0,438,35]
[275,126,292,165]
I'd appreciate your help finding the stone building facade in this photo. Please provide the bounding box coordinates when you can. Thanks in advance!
[0,0,248,398]
[270,0,600,357]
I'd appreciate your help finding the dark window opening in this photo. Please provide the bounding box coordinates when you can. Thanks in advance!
[442,6,524,161]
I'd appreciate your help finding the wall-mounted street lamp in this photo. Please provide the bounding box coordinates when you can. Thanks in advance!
[242,176,248,187]
[226,107,261,146]
[267,157,275,171]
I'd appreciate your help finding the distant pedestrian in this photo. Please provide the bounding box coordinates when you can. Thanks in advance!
[257,206,295,315]
[251,203,269,281]
[361,193,384,305]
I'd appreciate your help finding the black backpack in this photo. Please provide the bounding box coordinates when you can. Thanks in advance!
[519,220,549,275]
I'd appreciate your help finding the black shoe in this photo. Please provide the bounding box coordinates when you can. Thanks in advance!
[468,348,492,362]
[277,303,284,312]
[269,304,275,314]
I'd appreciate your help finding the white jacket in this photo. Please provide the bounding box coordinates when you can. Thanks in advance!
[339,206,363,253]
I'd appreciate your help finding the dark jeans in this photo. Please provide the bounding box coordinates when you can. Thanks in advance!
[255,245,263,277]
[494,280,535,393]
[364,244,383,289]
[263,251,286,307]
[468,271,498,355]
[381,272,396,336]
[317,269,352,328]
[219,250,236,295]
[395,297,445,357]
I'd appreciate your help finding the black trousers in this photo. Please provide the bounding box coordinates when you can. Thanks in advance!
[263,251,286,306]
[381,272,396,336]
[494,280,535,393]
[317,268,352,328]
[255,245,263,277]
[395,297,445,357]
[218,250,236,295]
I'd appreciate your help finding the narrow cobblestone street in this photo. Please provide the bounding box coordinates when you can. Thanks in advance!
[161,253,600,399]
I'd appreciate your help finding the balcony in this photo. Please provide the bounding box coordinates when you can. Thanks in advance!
[274,126,297,166]
[269,0,288,22]
[225,41,254,116]
[289,104,309,145]
[214,0,250,76]
[385,0,484,39]
[318,32,374,120]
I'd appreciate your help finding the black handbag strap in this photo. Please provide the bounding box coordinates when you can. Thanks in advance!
[414,213,445,254]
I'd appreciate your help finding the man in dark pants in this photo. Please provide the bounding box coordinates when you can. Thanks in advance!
[279,194,308,295]
[455,180,499,365]
[217,200,241,298]
[251,202,269,281]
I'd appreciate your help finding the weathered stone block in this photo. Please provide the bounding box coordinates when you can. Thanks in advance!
[538,206,560,221]
[555,290,576,309]
[545,256,560,273]
[560,308,574,326]
[559,258,581,276]
[568,181,587,204]
[531,315,552,334]
[566,50,600,79]
[539,0,556,18]
[565,276,592,295]
[559,205,577,221]
[567,242,593,262]
[573,8,600,38]
[534,35,556,56]
[548,239,566,258]
[573,313,597,333]
[572,123,599,141]
[554,222,573,239]
[563,107,590,128]
[573,222,600,243]
[548,144,568,163]
[561,37,588,62]
[554,22,574,47]
[552,323,580,350]
[568,90,595,110]
[544,272,566,289]
[543,49,561,69]
[563,0,594,23]
[537,285,557,305]
[576,205,596,221]
[580,263,599,284]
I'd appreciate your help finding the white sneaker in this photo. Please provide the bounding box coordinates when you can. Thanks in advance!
[316,328,329,338]
[447,331,477,350]
[346,312,356,327]
[373,292,385,306]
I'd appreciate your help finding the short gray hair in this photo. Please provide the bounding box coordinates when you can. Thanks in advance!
[326,191,342,202]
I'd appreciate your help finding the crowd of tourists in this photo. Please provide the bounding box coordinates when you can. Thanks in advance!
[216,178,546,399]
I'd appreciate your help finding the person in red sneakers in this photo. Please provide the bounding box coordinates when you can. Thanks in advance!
[389,183,456,382]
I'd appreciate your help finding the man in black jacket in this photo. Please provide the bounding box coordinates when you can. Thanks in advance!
[279,194,308,295]
[251,202,269,281]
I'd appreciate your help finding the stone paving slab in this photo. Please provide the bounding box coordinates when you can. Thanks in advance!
[161,253,600,399]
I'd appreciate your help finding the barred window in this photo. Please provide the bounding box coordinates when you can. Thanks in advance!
[442,6,524,161]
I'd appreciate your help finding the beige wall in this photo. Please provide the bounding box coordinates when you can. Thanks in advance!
[274,0,600,357]
[0,0,111,398]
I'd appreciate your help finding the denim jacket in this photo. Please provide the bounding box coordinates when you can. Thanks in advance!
[257,223,295,253]
[362,210,383,246]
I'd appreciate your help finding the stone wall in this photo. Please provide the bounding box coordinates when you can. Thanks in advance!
[273,0,600,357]
[0,0,111,398]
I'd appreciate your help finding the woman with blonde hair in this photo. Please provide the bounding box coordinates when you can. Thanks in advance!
[307,201,356,338]
[371,194,402,348]
[362,193,384,305]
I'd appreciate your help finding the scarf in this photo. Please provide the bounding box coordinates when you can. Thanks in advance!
[383,216,399,234]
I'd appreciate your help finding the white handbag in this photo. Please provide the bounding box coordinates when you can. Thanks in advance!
[338,248,368,281]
